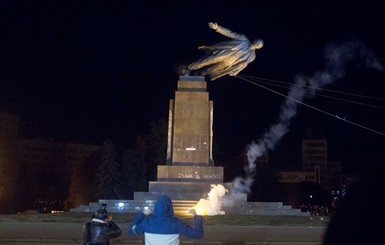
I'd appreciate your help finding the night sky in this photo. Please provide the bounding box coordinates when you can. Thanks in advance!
[1,1,385,172]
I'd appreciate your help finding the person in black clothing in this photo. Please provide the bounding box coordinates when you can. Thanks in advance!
[83,205,122,245]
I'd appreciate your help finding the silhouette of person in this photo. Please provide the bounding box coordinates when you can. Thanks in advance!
[188,22,263,81]
[83,206,122,245]
[128,195,203,245]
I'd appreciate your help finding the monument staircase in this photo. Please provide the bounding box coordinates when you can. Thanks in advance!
[70,198,307,216]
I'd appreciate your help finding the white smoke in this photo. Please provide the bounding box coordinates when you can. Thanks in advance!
[194,184,227,215]
[226,40,384,204]
[222,176,253,206]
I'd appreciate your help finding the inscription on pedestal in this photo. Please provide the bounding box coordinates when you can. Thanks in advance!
[157,165,223,182]
[177,172,221,180]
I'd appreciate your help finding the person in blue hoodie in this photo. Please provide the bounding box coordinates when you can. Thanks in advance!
[127,195,203,245]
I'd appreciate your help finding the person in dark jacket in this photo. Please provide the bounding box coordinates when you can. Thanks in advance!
[83,206,122,245]
[128,195,203,245]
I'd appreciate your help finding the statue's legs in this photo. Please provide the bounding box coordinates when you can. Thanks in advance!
[188,55,227,71]
[199,62,231,81]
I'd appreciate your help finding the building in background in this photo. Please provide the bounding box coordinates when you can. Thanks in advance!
[0,111,102,213]
[302,138,341,192]
[277,135,343,206]
[0,111,19,138]
[0,111,20,212]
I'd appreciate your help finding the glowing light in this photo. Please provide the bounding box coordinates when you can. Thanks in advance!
[195,206,206,216]
[118,202,124,207]
[190,184,227,216]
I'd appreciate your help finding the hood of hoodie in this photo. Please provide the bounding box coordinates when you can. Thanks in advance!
[153,195,174,217]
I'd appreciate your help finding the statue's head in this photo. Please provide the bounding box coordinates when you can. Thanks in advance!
[250,39,264,50]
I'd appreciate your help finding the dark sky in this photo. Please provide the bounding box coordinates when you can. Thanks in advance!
[1,0,385,172]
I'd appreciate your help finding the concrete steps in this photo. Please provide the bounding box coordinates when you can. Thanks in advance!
[70,199,308,216]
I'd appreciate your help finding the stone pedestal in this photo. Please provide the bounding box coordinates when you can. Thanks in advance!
[167,76,214,165]
[149,76,225,199]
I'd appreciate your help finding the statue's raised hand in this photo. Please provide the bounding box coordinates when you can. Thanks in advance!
[208,22,218,30]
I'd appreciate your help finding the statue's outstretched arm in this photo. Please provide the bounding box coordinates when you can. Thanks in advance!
[208,22,245,40]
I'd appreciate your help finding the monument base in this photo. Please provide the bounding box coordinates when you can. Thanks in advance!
[70,198,308,216]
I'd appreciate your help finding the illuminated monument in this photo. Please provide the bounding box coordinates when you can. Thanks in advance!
[71,75,306,216]
[70,22,305,215]
[71,76,229,214]
[134,75,228,201]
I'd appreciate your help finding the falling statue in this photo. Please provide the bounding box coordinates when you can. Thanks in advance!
[188,22,264,81]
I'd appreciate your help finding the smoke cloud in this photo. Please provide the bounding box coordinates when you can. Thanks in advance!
[225,40,384,203]
[194,184,227,215]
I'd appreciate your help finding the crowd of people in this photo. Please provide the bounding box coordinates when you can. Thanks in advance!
[300,204,330,216]
[300,197,341,217]
[34,199,64,213]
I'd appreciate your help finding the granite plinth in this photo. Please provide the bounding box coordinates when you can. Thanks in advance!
[156,165,223,182]
[133,191,208,201]
[148,181,230,194]
[178,75,205,82]
[167,76,214,165]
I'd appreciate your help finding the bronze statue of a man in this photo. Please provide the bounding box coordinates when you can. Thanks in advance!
[188,22,263,81]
